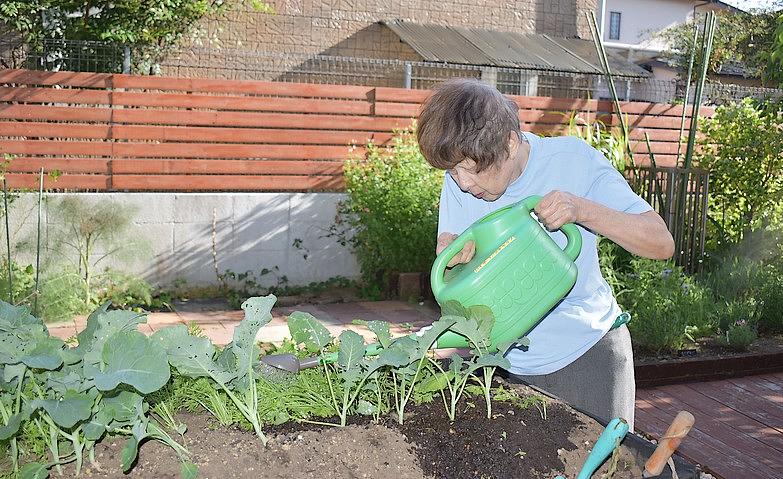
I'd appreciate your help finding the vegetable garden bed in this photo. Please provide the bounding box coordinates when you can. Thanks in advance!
[1,295,700,479]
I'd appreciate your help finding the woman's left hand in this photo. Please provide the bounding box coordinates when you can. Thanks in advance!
[534,190,585,231]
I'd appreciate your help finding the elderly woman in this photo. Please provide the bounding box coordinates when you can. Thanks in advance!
[416,78,674,428]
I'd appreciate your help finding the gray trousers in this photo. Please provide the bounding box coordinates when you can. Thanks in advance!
[512,325,635,430]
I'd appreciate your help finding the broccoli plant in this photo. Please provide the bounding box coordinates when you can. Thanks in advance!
[427,302,520,421]
[0,300,195,479]
[287,313,408,427]
[153,295,276,445]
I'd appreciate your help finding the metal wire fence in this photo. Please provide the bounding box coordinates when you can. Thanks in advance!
[3,38,782,105]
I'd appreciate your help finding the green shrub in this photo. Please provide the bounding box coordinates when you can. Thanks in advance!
[717,298,759,332]
[716,322,758,351]
[698,99,783,248]
[336,127,442,297]
[621,258,715,353]
[759,277,783,333]
[0,261,87,322]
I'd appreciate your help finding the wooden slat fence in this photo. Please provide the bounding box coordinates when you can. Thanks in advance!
[0,69,715,192]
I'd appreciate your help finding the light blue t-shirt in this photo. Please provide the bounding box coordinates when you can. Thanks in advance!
[437,132,652,375]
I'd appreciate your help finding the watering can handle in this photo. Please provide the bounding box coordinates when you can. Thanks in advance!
[430,229,475,299]
[518,195,582,262]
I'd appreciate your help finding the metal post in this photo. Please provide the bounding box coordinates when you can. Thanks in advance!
[625,80,631,101]
[403,62,412,89]
[123,45,131,74]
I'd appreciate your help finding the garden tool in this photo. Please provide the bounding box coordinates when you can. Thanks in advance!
[642,411,695,478]
[431,195,582,349]
[554,417,630,479]
[260,343,383,373]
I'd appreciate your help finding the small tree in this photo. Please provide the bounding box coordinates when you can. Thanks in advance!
[697,99,783,246]
[0,0,273,72]
[659,8,781,86]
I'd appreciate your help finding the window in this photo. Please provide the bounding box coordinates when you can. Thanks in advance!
[609,12,621,40]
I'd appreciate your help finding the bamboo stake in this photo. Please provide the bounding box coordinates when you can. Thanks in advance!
[676,23,699,166]
[3,179,11,303]
[34,168,44,316]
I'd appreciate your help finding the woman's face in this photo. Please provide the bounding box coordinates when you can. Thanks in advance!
[447,133,529,202]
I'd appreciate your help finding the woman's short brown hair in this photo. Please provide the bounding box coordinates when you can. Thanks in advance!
[416,78,520,172]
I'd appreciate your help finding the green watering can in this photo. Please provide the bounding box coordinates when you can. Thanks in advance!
[431,195,582,350]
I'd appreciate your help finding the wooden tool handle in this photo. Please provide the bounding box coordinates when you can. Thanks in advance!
[644,411,695,476]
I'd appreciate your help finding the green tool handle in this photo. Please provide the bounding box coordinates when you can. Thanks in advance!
[316,342,384,366]
[577,417,629,479]
[516,195,582,262]
[430,228,475,299]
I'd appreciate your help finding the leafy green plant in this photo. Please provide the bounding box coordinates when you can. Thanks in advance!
[334,126,442,296]
[716,321,758,351]
[660,9,781,86]
[425,302,514,421]
[45,197,149,307]
[0,301,194,478]
[382,316,458,425]
[565,112,630,172]
[759,277,783,333]
[0,0,273,72]
[287,313,408,427]
[717,298,759,333]
[621,258,716,353]
[698,99,783,247]
[153,296,276,445]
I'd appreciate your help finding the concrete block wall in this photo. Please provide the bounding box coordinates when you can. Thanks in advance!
[5,193,358,289]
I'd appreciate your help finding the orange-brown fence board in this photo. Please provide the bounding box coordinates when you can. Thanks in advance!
[0,68,714,192]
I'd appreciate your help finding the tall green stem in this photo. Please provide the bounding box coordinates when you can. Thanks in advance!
[3,179,12,303]
[34,168,43,315]
[676,23,698,166]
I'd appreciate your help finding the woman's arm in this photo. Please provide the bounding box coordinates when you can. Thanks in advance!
[534,190,675,260]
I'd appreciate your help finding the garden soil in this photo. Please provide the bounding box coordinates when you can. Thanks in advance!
[71,383,643,479]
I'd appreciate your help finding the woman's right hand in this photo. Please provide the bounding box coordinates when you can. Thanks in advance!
[437,232,476,268]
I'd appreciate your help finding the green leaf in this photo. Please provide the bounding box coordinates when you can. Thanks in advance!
[22,337,64,370]
[375,347,409,368]
[441,300,468,318]
[0,408,30,440]
[93,331,170,394]
[367,320,391,348]
[19,462,48,479]
[474,353,511,371]
[418,371,452,393]
[102,390,143,423]
[337,330,365,370]
[227,295,276,381]
[32,390,93,429]
[416,316,459,351]
[449,316,489,351]
[82,420,106,441]
[467,305,495,340]
[0,301,39,330]
[181,462,198,479]
[356,399,377,415]
[287,312,332,353]
[121,436,139,473]
[151,325,233,384]
[448,353,464,375]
